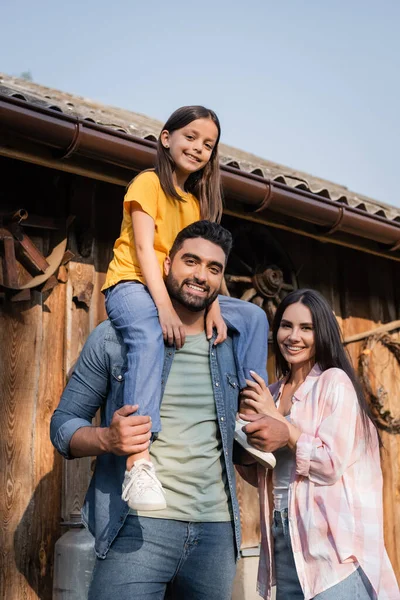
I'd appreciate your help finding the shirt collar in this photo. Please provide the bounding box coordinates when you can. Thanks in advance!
[293,363,322,402]
[275,363,322,403]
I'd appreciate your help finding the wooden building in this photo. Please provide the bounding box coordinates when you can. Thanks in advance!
[1,73,399,598]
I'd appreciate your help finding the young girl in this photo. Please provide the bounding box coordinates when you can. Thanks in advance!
[102,106,230,511]
[238,289,399,599]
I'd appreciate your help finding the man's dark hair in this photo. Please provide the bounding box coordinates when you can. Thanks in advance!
[169,220,233,263]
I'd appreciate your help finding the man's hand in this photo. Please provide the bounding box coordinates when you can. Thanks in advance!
[70,404,152,458]
[239,412,289,453]
[103,405,152,455]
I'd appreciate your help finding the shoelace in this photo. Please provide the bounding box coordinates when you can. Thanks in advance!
[122,463,164,502]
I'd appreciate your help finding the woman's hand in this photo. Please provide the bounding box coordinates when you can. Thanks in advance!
[240,371,280,417]
[206,298,227,345]
[158,304,186,349]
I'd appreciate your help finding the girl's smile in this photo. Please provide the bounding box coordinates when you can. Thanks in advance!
[161,117,219,186]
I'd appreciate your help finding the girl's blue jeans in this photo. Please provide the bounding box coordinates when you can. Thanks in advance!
[272,509,375,600]
[105,281,164,433]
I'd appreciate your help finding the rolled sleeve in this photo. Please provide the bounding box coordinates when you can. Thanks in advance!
[295,432,321,478]
[51,417,92,459]
[294,370,360,486]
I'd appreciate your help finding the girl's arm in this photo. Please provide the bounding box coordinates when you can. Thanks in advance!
[206,297,227,344]
[131,204,186,348]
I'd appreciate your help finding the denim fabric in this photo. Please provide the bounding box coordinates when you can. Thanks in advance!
[218,295,269,387]
[88,516,236,600]
[272,510,375,600]
[272,509,304,600]
[51,301,268,559]
[105,281,164,432]
[314,569,374,599]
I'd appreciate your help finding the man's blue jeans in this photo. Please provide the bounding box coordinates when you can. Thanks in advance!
[88,515,236,600]
[272,509,375,599]
[105,281,164,433]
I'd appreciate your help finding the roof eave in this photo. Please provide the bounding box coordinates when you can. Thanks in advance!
[1,94,400,262]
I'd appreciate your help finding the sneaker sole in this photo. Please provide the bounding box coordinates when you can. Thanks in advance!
[127,499,167,511]
[234,425,276,469]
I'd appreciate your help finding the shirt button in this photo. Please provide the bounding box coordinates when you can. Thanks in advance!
[220,417,224,421]
[211,352,215,357]
[117,375,122,381]
[215,382,219,387]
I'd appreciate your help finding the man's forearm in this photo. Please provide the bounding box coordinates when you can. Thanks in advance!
[68,406,152,458]
[69,426,110,458]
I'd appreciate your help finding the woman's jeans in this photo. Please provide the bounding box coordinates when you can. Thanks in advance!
[88,516,236,600]
[272,509,375,600]
[105,281,164,433]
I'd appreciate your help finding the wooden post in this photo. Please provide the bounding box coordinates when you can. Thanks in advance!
[0,281,67,599]
[62,262,96,523]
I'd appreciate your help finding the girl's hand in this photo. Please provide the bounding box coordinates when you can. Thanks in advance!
[158,305,186,349]
[240,371,279,417]
[206,298,227,345]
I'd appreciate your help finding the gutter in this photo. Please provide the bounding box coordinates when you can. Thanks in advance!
[1,95,400,254]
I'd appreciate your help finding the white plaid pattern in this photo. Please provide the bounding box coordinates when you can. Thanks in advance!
[242,365,399,599]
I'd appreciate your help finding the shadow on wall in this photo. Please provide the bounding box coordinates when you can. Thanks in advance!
[14,465,61,600]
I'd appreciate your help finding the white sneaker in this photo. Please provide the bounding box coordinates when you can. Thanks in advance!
[234,418,276,469]
[122,459,167,510]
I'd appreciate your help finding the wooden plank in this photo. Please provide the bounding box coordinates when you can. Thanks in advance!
[339,250,400,583]
[235,472,260,549]
[366,332,400,583]
[2,234,19,288]
[0,294,42,599]
[62,262,95,522]
[13,227,50,274]
[12,283,67,599]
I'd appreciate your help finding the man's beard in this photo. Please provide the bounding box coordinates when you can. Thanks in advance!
[165,273,219,312]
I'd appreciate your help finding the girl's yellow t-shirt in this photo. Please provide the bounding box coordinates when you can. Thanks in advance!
[102,171,200,290]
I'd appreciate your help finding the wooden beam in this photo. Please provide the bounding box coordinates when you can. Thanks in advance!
[2,234,19,288]
[343,320,400,345]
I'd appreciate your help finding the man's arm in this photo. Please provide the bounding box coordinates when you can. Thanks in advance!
[50,323,151,459]
[69,405,151,458]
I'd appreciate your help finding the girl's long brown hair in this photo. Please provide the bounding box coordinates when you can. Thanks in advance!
[155,106,223,223]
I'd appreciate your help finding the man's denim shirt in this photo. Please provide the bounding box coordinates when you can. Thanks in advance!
[50,296,268,559]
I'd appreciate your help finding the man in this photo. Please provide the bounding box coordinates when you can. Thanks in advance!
[51,220,289,600]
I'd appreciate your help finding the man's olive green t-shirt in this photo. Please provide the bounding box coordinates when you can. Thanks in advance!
[135,332,232,521]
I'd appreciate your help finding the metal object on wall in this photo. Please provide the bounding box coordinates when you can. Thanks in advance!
[223,217,298,324]
[0,210,71,294]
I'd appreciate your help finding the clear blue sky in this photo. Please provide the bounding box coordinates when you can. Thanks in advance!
[2,0,400,207]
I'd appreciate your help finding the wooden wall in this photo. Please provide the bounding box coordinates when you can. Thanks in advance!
[0,158,399,598]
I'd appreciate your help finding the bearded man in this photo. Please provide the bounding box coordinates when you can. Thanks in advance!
[51,220,288,600]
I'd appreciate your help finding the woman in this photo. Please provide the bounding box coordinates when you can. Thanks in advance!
[238,289,399,599]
